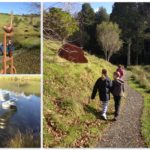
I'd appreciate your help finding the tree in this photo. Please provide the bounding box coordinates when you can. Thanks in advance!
[110,3,142,66]
[78,3,95,27]
[30,14,34,25]
[138,3,150,25]
[44,7,78,43]
[62,2,81,15]
[14,16,20,27]
[77,3,95,48]
[95,7,109,24]
[131,37,144,65]
[97,22,122,61]
[28,2,41,14]
[137,3,150,64]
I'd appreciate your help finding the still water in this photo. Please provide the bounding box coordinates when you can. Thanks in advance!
[0,81,40,147]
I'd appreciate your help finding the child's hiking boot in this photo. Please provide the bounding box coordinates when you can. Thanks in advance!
[101,114,107,120]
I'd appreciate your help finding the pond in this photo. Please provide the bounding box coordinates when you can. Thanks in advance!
[0,80,40,147]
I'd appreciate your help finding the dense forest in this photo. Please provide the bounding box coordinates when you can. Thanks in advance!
[44,2,150,66]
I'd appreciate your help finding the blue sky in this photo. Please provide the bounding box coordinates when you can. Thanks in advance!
[90,3,114,14]
[44,2,114,14]
[0,2,40,15]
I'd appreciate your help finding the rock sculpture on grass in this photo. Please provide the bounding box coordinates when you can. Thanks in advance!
[58,43,88,63]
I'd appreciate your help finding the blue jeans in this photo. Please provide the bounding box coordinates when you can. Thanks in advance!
[0,44,14,53]
[0,44,3,51]
[101,101,109,115]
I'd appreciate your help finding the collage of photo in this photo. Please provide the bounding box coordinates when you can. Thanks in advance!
[0,1,150,149]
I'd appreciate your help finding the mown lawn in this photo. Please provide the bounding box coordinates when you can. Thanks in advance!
[43,40,117,147]
[128,66,150,147]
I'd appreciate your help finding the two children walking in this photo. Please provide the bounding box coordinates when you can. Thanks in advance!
[91,65,124,121]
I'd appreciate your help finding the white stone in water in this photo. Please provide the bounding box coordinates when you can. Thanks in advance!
[0,91,17,109]
[2,99,16,109]
[0,125,5,129]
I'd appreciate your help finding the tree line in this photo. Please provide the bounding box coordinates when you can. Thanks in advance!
[44,2,150,66]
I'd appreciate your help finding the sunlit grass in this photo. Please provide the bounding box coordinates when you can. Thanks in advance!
[128,66,150,147]
[43,39,116,147]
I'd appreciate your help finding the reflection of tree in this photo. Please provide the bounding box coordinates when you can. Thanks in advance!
[0,109,17,147]
[0,76,40,81]
[0,109,17,129]
[0,77,40,96]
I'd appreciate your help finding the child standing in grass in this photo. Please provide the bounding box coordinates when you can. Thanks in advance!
[0,40,14,57]
[7,40,14,57]
[91,69,112,120]
[111,72,125,121]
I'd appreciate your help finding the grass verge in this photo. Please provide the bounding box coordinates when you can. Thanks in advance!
[128,66,150,147]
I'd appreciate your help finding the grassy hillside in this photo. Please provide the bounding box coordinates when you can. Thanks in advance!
[43,40,117,147]
[0,13,39,36]
[0,13,40,74]
[128,66,150,147]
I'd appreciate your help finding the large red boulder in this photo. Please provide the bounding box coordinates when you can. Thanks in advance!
[58,43,88,63]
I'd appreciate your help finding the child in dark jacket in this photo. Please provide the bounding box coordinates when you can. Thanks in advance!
[91,69,112,120]
[111,72,125,121]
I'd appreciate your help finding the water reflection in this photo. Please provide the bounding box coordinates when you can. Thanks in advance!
[0,79,40,97]
[0,89,38,99]
[0,109,17,129]
[0,109,17,147]
[0,89,40,147]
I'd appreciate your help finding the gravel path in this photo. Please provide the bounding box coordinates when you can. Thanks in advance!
[97,74,146,148]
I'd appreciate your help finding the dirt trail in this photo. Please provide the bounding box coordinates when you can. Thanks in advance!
[97,73,146,148]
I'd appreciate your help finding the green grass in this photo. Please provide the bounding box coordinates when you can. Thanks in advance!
[7,130,40,148]
[14,48,40,74]
[43,40,117,147]
[0,13,39,36]
[0,47,40,74]
[128,66,150,147]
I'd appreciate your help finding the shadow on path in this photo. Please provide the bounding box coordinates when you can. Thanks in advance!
[84,104,114,122]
